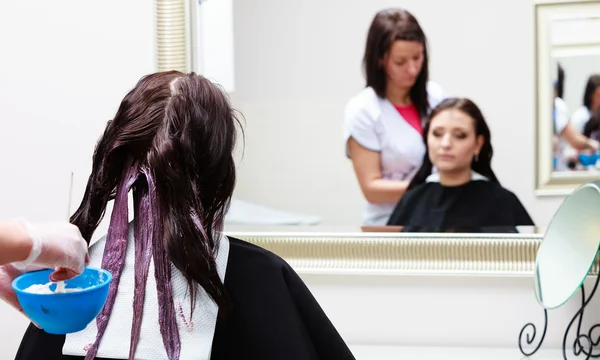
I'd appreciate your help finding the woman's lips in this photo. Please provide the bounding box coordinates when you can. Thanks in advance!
[438,154,455,161]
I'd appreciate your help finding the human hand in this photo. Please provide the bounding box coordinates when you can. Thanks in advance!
[563,146,579,159]
[0,263,43,327]
[590,139,600,152]
[12,220,89,281]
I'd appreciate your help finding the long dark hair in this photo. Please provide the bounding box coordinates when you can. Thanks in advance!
[362,8,430,117]
[70,71,241,360]
[583,74,600,110]
[583,108,600,140]
[407,98,499,190]
[555,63,565,99]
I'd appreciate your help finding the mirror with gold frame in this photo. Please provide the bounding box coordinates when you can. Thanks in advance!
[143,0,548,266]
[535,0,600,196]
[151,0,554,231]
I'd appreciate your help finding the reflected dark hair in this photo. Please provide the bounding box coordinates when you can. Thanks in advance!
[583,108,600,139]
[70,71,242,359]
[407,98,499,190]
[362,8,429,117]
[583,74,600,109]
[555,63,565,99]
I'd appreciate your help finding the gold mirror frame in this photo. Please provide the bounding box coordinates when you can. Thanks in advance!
[535,0,600,196]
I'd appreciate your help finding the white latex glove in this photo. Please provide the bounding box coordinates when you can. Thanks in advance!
[589,138,600,152]
[563,146,578,158]
[0,221,87,327]
[12,220,89,280]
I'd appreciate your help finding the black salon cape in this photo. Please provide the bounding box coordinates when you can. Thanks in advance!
[13,237,356,360]
[386,180,534,232]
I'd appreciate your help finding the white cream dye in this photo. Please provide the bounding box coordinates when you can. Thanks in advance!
[23,270,106,294]
[23,281,85,294]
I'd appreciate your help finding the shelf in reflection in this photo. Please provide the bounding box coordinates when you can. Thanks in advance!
[223,225,545,235]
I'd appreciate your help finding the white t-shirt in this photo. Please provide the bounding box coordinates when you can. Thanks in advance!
[554,97,569,134]
[571,105,591,134]
[344,81,447,225]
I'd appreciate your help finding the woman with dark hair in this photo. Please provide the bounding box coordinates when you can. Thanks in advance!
[386,98,534,231]
[12,71,355,360]
[570,74,600,133]
[344,8,447,226]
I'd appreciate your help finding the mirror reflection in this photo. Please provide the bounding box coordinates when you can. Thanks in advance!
[534,181,600,309]
[229,5,535,230]
[551,15,600,172]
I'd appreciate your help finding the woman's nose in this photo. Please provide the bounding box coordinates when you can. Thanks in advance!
[441,135,452,147]
[408,61,419,76]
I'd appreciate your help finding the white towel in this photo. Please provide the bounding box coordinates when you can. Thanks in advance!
[63,223,230,360]
[425,170,489,183]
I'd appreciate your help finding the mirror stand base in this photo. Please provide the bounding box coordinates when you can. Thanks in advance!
[519,308,548,357]
[519,274,600,359]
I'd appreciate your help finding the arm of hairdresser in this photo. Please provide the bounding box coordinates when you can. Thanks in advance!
[348,138,409,204]
[561,122,600,151]
[0,219,88,280]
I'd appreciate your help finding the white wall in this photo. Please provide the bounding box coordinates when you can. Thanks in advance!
[0,0,155,357]
[550,15,600,120]
[229,0,565,226]
[302,272,600,357]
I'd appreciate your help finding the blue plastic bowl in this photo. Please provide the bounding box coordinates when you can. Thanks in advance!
[12,267,112,335]
[579,153,598,167]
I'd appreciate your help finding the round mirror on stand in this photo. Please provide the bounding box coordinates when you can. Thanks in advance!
[534,181,600,309]
[520,180,600,358]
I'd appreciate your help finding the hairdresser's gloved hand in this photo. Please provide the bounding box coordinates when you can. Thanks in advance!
[0,221,88,326]
[11,220,89,281]
[588,138,600,152]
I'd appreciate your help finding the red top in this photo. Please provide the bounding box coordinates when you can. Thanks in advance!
[394,104,422,135]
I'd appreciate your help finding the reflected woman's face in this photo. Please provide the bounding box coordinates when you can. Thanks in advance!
[381,40,423,91]
[427,109,483,173]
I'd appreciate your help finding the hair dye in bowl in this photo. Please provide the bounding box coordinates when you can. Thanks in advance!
[12,267,112,334]
[23,281,86,295]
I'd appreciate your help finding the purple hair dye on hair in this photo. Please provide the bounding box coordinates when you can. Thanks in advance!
[146,168,181,359]
[84,161,139,360]
[128,168,157,359]
[84,165,181,360]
